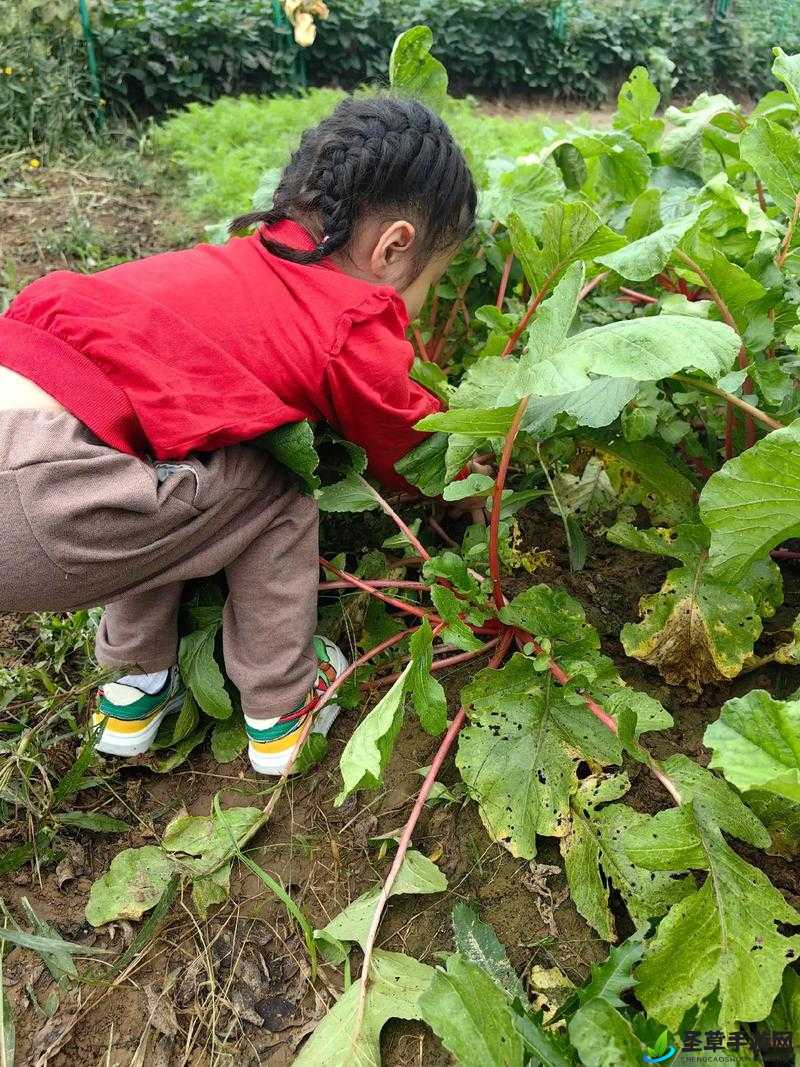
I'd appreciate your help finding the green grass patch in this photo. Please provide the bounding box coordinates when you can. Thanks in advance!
[151,89,574,222]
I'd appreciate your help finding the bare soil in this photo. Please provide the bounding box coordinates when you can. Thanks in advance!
[2,157,799,1067]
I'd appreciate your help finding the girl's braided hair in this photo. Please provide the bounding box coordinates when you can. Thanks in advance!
[230,94,477,275]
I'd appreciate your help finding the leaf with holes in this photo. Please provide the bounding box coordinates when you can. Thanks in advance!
[389,25,448,110]
[635,799,800,1032]
[85,846,176,927]
[562,774,695,942]
[456,655,622,860]
[294,950,434,1067]
[608,522,782,689]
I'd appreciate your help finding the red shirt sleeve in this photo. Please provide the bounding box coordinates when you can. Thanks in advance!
[320,300,441,492]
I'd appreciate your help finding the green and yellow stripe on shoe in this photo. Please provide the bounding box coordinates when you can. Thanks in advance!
[93,667,185,757]
[246,636,348,776]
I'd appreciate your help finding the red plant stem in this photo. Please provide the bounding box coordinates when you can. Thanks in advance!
[428,516,459,549]
[429,291,439,334]
[357,475,431,561]
[618,286,658,305]
[459,300,470,329]
[319,557,437,622]
[756,179,768,213]
[354,632,514,1036]
[499,277,554,359]
[430,221,499,363]
[279,629,418,725]
[376,638,500,687]
[496,253,514,309]
[579,271,608,301]
[489,398,529,608]
[412,326,430,362]
[724,403,735,461]
[739,346,756,450]
[318,579,429,593]
[771,549,800,561]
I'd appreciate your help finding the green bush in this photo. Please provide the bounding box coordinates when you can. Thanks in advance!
[96,0,303,112]
[0,32,96,158]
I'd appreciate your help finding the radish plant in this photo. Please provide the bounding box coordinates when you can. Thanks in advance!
[86,27,800,1065]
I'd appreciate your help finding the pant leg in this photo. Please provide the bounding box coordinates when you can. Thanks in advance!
[223,491,319,719]
[95,582,184,673]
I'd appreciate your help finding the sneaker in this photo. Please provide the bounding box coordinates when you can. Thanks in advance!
[247,636,348,776]
[93,667,185,757]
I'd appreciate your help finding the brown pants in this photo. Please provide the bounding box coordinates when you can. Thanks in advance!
[0,410,319,718]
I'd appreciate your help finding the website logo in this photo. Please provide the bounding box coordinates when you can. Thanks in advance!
[642,1031,677,1064]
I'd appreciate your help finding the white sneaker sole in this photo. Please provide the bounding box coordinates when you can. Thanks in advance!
[249,643,349,777]
[94,690,185,757]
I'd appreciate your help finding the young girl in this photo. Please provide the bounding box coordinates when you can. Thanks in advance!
[0,95,477,774]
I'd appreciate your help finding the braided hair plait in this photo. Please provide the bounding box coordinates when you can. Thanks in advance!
[229,95,477,272]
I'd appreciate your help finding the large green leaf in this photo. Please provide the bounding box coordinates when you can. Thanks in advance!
[700,421,800,583]
[635,801,800,1032]
[568,998,645,1067]
[562,775,694,942]
[416,406,518,436]
[210,715,247,763]
[394,432,449,496]
[597,210,701,282]
[740,118,800,216]
[522,378,641,437]
[772,47,800,114]
[595,440,697,525]
[294,950,434,1067]
[704,690,800,803]
[85,846,176,927]
[764,967,800,1063]
[419,955,525,1067]
[336,665,411,804]
[482,163,565,232]
[317,851,446,960]
[570,131,652,201]
[179,625,233,720]
[499,261,584,404]
[457,656,622,859]
[609,522,782,689]
[661,94,741,175]
[508,202,625,294]
[388,25,447,111]
[525,315,739,397]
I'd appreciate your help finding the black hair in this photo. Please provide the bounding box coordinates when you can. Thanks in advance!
[230,94,477,277]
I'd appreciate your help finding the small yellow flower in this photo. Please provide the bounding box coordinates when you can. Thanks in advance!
[28,158,41,169]
[2,67,13,76]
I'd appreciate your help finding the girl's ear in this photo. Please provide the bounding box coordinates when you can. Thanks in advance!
[370,220,417,278]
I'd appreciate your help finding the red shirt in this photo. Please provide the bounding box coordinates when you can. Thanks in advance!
[0,221,440,491]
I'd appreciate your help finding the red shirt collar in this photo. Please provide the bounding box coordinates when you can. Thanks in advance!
[256,219,409,328]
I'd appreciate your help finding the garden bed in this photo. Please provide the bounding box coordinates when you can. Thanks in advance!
[4,499,799,1065]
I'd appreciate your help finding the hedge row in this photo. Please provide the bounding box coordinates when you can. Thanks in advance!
[90,0,800,112]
